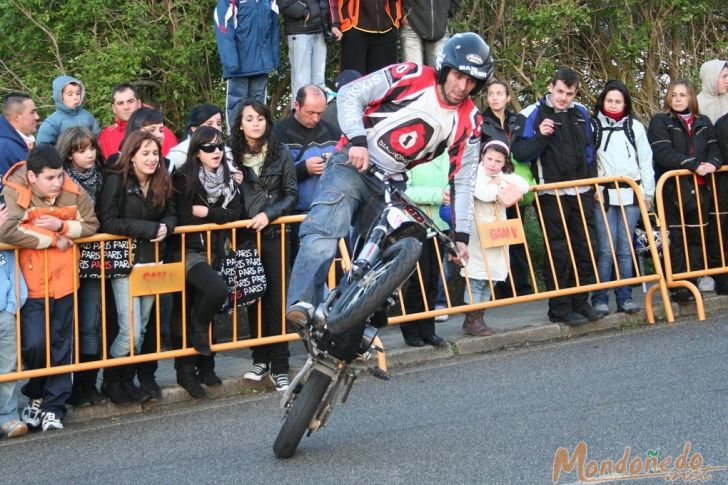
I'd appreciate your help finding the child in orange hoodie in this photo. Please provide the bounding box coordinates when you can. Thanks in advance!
[0,144,98,432]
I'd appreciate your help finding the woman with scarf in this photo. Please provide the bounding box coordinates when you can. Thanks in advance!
[648,80,723,303]
[590,81,654,315]
[231,99,297,393]
[56,127,106,407]
[172,126,241,398]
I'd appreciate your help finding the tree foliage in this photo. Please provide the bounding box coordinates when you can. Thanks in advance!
[1,0,726,133]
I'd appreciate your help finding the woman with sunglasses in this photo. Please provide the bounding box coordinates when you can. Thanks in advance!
[231,99,297,392]
[172,126,241,398]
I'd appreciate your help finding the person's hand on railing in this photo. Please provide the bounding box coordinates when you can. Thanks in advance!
[55,235,73,251]
[249,212,270,231]
[695,162,716,177]
[192,205,209,218]
[150,223,168,242]
[448,240,469,266]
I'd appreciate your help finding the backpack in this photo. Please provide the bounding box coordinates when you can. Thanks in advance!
[591,115,640,166]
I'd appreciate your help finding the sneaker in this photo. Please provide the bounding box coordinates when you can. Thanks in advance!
[618,301,640,314]
[286,301,315,329]
[592,303,610,315]
[40,412,63,432]
[243,363,270,381]
[21,399,43,428]
[698,276,715,292]
[1,419,28,439]
[434,305,449,322]
[270,372,290,392]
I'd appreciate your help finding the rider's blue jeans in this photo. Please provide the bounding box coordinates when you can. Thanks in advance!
[287,154,403,308]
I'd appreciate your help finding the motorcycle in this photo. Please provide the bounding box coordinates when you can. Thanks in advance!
[273,167,459,459]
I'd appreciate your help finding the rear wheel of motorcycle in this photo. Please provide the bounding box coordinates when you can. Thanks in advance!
[326,237,422,335]
[273,369,332,459]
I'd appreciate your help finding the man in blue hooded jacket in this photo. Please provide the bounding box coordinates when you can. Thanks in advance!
[214,0,280,132]
[0,92,40,180]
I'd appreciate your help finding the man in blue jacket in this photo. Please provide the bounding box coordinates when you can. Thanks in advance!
[0,92,39,180]
[214,0,281,132]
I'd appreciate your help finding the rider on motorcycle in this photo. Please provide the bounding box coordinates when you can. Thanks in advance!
[286,32,494,327]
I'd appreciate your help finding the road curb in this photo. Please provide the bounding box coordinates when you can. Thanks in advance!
[64,294,727,424]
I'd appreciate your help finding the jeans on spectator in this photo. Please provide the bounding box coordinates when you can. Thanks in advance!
[20,296,74,418]
[225,75,269,132]
[464,278,492,305]
[287,154,404,308]
[0,311,20,427]
[78,278,101,355]
[591,204,641,306]
[288,33,327,104]
[399,23,447,66]
[110,277,154,358]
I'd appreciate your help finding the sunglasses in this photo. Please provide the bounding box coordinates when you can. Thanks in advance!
[200,142,225,153]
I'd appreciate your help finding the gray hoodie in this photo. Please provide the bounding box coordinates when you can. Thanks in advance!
[697,59,728,123]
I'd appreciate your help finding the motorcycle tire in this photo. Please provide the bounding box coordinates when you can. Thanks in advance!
[273,369,332,459]
[326,237,422,336]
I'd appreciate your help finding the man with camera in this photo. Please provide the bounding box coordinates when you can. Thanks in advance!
[511,67,603,326]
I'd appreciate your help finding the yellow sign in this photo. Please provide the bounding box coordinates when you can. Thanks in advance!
[477,219,525,249]
[129,262,186,296]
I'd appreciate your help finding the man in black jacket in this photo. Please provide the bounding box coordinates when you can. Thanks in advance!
[511,68,603,325]
[280,0,341,105]
[273,85,340,261]
[400,0,459,66]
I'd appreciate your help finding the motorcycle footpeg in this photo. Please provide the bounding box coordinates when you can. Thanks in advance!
[369,367,390,381]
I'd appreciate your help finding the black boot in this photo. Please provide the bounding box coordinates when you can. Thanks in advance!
[81,353,106,405]
[190,318,213,356]
[137,362,162,401]
[176,357,206,399]
[120,365,151,403]
[67,374,91,407]
[196,354,222,386]
[102,365,132,405]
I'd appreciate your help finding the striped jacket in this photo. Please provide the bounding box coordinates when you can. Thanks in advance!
[0,161,99,298]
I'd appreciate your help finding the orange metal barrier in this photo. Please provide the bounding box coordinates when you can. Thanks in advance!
[1,175,674,385]
[391,176,674,327]
[652,167,728,321]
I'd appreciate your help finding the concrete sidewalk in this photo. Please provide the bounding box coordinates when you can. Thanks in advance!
[64,287,727,424]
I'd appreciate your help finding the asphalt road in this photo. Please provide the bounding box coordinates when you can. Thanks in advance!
[1,316,727,485]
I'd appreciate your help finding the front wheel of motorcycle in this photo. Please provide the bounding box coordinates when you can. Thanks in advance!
[326,237,422,336]
[273,369,332,459]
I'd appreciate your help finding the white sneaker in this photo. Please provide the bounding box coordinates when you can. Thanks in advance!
[40,412,63,432]
[434,305,449,322]
[21,399,43,428]
[243,363,269,381]
[698,276,715,292]
[270,372,290,392]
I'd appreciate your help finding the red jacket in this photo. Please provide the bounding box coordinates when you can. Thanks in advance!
[98,116,177,160]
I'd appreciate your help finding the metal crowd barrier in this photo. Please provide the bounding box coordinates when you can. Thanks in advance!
[1,175,675,384]
[652,167,728,320]
[391,176,674,327]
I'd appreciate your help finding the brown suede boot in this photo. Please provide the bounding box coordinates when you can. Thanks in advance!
[462,310,493,336]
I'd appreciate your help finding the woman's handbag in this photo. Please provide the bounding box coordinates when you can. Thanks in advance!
[78,239,136,279]
[216,235,267,314]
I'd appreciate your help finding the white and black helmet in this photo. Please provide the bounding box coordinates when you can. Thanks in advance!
[435,32,494,96]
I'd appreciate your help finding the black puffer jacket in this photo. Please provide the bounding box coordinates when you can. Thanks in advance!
[98,171,177,265]
[280,0,340,35]
[239,142,298,236]
[172,171,242,266]
[481,107,517,145]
